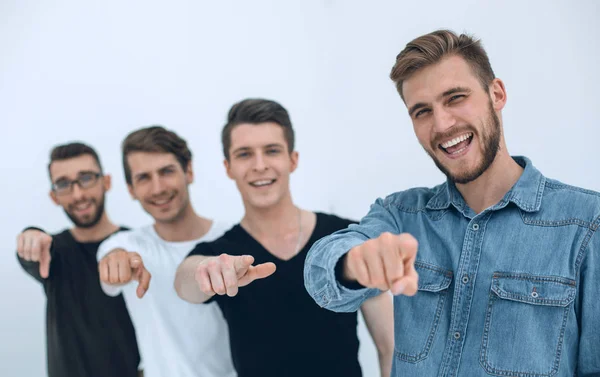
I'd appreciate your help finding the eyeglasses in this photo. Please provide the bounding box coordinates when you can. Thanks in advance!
[52,172,102,195]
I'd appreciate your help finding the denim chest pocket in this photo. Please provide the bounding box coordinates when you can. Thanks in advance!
[394,261,452,363]
[480,273,576,377]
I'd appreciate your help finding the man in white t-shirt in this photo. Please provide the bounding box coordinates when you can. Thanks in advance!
[96,125,236,377]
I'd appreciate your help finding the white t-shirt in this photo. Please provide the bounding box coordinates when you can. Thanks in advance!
[97,221,236,377]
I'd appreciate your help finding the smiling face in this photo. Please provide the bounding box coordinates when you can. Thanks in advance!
[403,55,506,184]
[126,151,193,224]
[49,154,110,228]
[225,122,298,211]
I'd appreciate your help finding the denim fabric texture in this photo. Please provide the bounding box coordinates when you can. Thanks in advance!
[304,156,600,376]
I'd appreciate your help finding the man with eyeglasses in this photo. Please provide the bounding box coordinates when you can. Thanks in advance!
[16,142,141,377]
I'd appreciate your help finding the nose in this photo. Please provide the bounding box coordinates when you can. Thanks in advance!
[252,152,268,172]
[150,175,166,195]
[71,182,84,200]
[432,105,457,133]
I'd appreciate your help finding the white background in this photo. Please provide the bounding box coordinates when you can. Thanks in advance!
[1,1,598,376]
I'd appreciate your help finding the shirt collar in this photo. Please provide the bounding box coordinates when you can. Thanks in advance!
[425,156,546,213]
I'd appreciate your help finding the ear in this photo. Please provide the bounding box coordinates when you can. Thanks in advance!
[49,190,59,205]
[102,174,112,192]
[224,158,234,180]
[289,151,299,173]
[127,184,138,201]
[489,78,507,112]
[185,161,194,184]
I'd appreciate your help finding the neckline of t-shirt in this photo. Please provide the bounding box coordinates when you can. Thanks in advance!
[233,212,322,263]
[64,226,127,246]
[145,221,223,246]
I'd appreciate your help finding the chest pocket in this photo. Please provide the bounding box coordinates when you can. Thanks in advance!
[394,261,452,363]
[480,273,576,377]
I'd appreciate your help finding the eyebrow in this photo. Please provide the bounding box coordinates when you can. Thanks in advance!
[158,164,177,172]
[133,172,149,181]
[264,143,284,149]
[231,143,285,155]
[441,86,471,99]
[53,170,100,183]
[78,170,100,176]
[231,147,251,155]
[408,102,428,117]
[408,86,472,116]
[133,164,176,180]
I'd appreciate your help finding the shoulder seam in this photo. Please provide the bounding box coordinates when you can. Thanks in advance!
[545,181,600,198]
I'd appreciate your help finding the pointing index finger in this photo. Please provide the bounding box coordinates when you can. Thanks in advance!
[233,255,254,272]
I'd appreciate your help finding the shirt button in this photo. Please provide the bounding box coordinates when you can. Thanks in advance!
[462,275,469,284]
[454,332,461,340]
[472,224,479,231]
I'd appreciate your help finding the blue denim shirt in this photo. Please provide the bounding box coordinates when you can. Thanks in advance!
[304,156,600,377]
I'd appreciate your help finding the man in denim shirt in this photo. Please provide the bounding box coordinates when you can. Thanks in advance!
[304,29,600,376]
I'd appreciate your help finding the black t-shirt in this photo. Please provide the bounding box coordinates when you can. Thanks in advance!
[17,227,140,377]
[188,212,362,377]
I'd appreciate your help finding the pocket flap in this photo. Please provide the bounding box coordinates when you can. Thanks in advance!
[415,261,453,292]
[491,273,576,307]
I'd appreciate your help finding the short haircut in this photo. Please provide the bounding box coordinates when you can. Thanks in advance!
[221,98,295,160]
[48,142,103,180]
[390,29,496,101]
[121,125,192,185]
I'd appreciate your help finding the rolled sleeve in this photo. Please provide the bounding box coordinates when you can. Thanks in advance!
[304,196,402,313]
[305,233,378,312]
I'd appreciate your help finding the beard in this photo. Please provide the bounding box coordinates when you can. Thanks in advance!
[426,100,501,184]
[64,195,105,228]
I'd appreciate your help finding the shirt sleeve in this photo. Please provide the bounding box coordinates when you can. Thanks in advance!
[304,197,402,313]
[576,223,600,375]
[96,232,132,297]
[187,241,219,258]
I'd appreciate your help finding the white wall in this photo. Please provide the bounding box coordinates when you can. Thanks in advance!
[1,1,598,376]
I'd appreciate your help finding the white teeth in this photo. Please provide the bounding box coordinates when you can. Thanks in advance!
[441,133,473,149]
[75,202,91,210]
[152,197,173,205]
[251,179,275,187]
[451,146,468,155]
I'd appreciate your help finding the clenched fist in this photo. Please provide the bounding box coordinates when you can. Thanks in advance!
[99,249,151,298]
[196,254,276,297]
[17,229,53,278]
[344,232,419,296]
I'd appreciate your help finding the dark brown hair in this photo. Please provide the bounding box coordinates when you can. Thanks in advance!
[221,98,295,160]
[48,142,103,179]
[121,125,192,185]
[390,29,496,101]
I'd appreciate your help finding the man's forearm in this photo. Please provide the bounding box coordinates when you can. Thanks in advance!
[174,255,213,304]
[360,292,394,377]
[377,348,393,377]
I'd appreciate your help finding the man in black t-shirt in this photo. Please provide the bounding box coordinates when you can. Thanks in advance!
[16,142,141,377]
[175,99,394,377]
